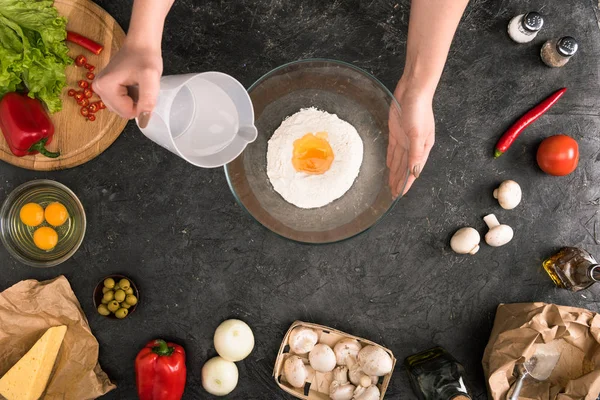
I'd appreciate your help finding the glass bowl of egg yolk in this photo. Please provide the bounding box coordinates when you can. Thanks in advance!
[0,180,86,267]
[225,59,410,243]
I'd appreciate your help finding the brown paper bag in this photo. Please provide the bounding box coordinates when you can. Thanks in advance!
[0,276,115,399]
[482,302,600,400]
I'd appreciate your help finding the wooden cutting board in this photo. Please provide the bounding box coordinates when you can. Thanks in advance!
[0,0,128,171]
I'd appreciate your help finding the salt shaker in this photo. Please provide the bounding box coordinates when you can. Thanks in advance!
[541,36,579,67]
[508,12,544,43]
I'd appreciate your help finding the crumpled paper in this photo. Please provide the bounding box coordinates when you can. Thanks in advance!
[0,276,115,399]
[482,303,600,400]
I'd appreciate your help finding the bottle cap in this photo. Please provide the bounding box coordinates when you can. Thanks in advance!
[522,12,544,32]
[556,36,579,57]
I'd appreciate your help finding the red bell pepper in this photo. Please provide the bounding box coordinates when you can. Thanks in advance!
[135,339,187,400]
[0,93,60,158]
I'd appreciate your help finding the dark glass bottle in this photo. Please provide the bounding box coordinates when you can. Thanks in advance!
[405,347,472,400]
[543,247,600,292]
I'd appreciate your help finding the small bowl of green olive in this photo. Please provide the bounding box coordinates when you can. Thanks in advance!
[93,275,139,319]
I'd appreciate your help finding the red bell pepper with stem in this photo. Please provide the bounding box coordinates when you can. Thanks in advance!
[135,339,187,400]
[494,88,567,158]
[0,93,59,158]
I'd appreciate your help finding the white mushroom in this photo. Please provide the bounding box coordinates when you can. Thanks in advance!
[334,338,362,366]
[483,214,514,247]
[284,355,307,388]
[309,344,336,372]
[357,346,393,377]
[330,381,355,400]
[493,180,522,210]
[332,366,349,384]
[288,327,319,355]
[450,227,481,255]
[353,385,381,400]
[347,356,377,387]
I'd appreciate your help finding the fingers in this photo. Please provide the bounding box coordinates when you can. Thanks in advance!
[93,76,137,119]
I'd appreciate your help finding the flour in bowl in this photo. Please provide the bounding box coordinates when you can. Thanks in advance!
[266,108,363,209]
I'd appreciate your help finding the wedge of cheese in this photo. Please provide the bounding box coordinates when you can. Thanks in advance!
[0,325,67,400]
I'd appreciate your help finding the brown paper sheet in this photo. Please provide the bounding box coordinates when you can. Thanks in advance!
[482,303,600,400]
[0,276,115,399]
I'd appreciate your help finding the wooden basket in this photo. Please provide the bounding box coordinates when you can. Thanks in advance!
[272,321,396,400]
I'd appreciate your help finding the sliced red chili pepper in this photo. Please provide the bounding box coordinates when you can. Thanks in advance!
[67,89,76,97]
[80,107,89,117]
[88,103,99,113]
[87,114,96,122]
[75,55,87,67]
[78,80,89,89]
[494,88,567,158]
[66,31,104,55]
[98,100,106,109]
[85,64,95,72]
[83,88,93,99]
[86,72,95,80]
[74,93,84,101]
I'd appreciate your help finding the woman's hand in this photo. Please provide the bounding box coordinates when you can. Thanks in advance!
[92,41,163,127]
[387,78,435,197]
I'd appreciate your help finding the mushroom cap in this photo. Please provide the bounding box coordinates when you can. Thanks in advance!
[450,227,481,255]
[485,224,514,247]
[357,345,393,376]
[288,327,318,355]
[333,338,362,366]
[308,344,337,372]
[332,366,349,384]
[494,180,522,210]
[283,355,308,388]
[329,381,355,400]
[353,385,381,400]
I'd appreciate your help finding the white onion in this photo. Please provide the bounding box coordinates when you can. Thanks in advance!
[214,319,254,362]
[201,356,239,396]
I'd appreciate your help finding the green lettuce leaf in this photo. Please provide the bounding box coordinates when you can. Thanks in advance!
[0,0,71,113]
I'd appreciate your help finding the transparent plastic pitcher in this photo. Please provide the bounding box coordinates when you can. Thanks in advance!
[136,72,257,168]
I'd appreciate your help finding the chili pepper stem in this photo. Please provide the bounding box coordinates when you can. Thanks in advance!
[152,339,174,356]
[494,150,503,158]
[29,138,60,158]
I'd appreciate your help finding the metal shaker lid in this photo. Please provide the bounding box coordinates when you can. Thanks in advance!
[556,36,579,57]
[522,12,544,32]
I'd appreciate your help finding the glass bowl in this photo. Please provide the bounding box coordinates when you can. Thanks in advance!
[0,180,86,267]
[225,59,410,244]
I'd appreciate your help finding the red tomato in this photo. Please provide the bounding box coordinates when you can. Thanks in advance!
[537,135,579,176]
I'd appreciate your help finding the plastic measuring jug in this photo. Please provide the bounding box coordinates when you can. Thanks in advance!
[136,72,257,168]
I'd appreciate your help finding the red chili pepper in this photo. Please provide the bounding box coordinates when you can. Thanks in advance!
[67,89,76,97]
[86,72,95,80]
[78,80,89,89]
[75,54,87,67]
[87,114,96,122]
[88,103,99,113]
[98,100,106,109]
[80,107,89,117]
[66,31,104,55]
[85,63,95,72]
[0,93,59,158]
[135,339,186,400]
[83,88,94,99]
[494,88,567,158]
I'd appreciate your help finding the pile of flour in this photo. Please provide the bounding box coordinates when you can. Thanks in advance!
[266,108,363,209]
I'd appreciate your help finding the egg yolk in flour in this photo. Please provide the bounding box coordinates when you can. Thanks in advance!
[292,132,334,174]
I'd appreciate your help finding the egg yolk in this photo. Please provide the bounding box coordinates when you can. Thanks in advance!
[45,202,69,227]
[33,227,58,251]
[20,203,45,227]
[292,132,334,175]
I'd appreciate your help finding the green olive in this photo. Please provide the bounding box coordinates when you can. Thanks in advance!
[97,304,110,316]
[118,279,130,291]
[125,287,134,295]
[107,300,120,312]
[102,290,114,302]
[103,278,115,289]
[102,286,110,294]
[101,297,109,305]
[114,289,126,302]
[115,308,128,319]
[121,302,131,309]
[113,284,120,290]
[125,294,138,305]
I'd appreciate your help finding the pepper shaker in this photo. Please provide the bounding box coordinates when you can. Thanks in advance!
[508,12,544,43]
[541,36,578,67]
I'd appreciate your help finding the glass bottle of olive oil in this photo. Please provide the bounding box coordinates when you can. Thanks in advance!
[405,347,472,400]
[543,247,600,292]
